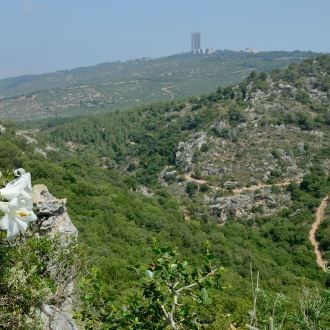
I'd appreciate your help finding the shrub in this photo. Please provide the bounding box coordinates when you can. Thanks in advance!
[186,182,199,197]
[77,244,222,329]
[0,235,79,329]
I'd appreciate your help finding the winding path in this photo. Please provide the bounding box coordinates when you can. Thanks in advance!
[184,173,209,185]
[309,195,329,272]
[161,86,175,100]
[232,180,298,195]
[184,173,300,195]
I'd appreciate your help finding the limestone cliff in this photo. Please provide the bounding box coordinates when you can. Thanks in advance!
[33,184,78,330]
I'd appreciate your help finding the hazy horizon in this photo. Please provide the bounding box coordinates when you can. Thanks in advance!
[1,48,325,80]
[1,0,329,79]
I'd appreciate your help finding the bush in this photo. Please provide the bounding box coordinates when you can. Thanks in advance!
[0,235,79,329]
[77,244,221,329]
[228,106,246,125]
[200,143,209,152]
[186,182,198,197]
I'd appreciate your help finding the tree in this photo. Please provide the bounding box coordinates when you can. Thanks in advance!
[186,182,198,197]
[228,106,246,125]
[78,243,222,329]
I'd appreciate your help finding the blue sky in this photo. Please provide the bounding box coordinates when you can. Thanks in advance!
[0,0,329,78]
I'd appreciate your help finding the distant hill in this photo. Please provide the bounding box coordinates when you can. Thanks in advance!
[0,50,321,120]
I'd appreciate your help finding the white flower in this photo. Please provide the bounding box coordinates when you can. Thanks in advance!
[0,169,36,239]
[0,171,33,208]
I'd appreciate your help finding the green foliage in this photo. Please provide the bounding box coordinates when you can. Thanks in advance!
[200,143,209,152]
[300,167,329,198]
[77,243,221,329]
[0,235,79,329]
[186,182,199,197]
[290,288,330,330]
[247,280,330,330]
[228,106,247,125]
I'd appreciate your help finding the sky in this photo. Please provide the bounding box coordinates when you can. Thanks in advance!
[0,0,329,78]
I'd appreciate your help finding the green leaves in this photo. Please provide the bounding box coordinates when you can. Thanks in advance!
[78,243,221,329]
[0,235,79,329]
[145,270,154,280]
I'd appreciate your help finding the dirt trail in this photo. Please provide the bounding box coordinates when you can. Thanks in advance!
[161,86,174,100]
[184,173,300,195]
[309,195,329,272]
[232,180,297,195]
[184,174,209,185]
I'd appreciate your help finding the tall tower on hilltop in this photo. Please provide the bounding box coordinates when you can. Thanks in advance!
[191,32,201,51]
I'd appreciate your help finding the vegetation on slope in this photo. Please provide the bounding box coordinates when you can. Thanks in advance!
[0,50,320,120]
[0,56,329,328]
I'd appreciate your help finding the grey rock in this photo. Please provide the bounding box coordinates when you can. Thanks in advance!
[208,188,290,223]
[297,142,305,153]
[137,186,154,198]
[0,124,6,133]
[39,305,78,330]
[210,120,227,135]
[33,184,78,237]
[175,132,207,172]
[33,184,78,330]
[202,165,226,176]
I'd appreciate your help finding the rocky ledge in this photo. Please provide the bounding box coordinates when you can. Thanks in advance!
[33,184,78,330]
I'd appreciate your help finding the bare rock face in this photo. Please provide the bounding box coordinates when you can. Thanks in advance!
[176,132,207,172]
[33,184,78,238]
[39,304,78,330]
[33,184,78,330]
[207,188,290,223]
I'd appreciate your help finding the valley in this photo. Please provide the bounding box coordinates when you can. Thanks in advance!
[0,55,329,328]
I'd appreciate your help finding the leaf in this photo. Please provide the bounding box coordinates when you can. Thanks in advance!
[204,279,213,288]
[206,254,216,261]
[145,270,154,279]
[182,261,188,268]
[84,293,94,301]
[170,263,178,271]
[200,288,208,301]
[152,248,161,255]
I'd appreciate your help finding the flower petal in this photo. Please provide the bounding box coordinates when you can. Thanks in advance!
[0,173,31,201]
[0,170,36,239]
[7,217,20,239]
[16,217,29,234]
[0,215,9,230]
[0,201,9,213]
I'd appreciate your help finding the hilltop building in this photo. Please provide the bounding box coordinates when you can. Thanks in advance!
[191,32,216,55]
[191,32,201,51]
[241,48,260,54]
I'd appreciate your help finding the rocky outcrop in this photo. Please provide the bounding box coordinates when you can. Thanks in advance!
[33,184,78,238]
[175,132,207,172]
[206,188,290,223]
[33,184,78,330]
[39,304,78,330]
[210,120,228,135]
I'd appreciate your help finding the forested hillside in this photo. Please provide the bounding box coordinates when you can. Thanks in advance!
[0,50,320,121]
[0,56,329,328]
